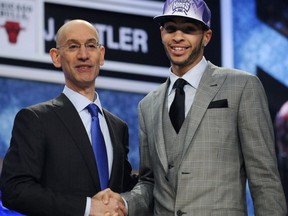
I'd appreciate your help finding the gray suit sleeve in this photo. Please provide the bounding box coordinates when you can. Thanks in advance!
[121,100,154,216]
[238,75,287,215]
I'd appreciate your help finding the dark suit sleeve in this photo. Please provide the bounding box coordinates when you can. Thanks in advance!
[121,123,138,191]
[0,108,86,216]
[105,110,138,193]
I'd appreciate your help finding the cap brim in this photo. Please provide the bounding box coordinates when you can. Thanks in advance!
[153,14,209,29]
[153,14,184,24]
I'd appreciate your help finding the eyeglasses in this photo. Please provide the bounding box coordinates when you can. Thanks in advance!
[57,42,101,52]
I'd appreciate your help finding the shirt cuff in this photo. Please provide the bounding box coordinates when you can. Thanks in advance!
[122,197,128,209]
[84,197,91,216]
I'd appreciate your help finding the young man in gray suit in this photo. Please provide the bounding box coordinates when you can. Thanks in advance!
[99,0,287,216]
[0,19,137,216]
[115,0,288,215]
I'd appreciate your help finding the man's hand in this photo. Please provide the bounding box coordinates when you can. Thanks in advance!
[89,188,127,216]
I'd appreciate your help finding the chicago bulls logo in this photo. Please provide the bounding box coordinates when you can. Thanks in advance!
[0,21,25,44]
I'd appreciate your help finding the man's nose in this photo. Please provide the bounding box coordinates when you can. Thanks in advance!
[77,45,89,59]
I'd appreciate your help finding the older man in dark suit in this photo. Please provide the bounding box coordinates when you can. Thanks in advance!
[0,19,137,216]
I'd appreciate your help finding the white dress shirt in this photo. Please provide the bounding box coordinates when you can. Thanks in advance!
[63,86,113,216]
[168,57,208,116]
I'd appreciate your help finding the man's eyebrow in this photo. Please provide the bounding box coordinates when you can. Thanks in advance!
[65,38,97,44]
[86,38,98,43]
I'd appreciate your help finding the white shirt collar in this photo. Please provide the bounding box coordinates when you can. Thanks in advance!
[168,57,208,95]
[63,86,104,115]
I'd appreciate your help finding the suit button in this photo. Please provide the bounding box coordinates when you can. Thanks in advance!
[177,210,187,216]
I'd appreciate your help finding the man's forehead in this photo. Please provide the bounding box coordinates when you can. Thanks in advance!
[60,29,98,44]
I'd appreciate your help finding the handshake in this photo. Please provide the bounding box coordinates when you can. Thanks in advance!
[89,188,127,216]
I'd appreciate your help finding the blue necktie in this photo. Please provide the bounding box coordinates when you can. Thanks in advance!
[87,103,108,190]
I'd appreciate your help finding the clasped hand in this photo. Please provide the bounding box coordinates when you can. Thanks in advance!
[89,188,127,216]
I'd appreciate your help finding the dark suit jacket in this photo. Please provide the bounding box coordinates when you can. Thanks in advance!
[0,93,137,216]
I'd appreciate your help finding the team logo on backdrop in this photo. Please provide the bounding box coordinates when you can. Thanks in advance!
[0,20,25,43]
[0,1,32,44]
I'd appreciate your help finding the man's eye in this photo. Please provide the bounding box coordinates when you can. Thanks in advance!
[182,27,198,34]
[164,26,200,34]
[164,26,177,33]
[86,44,97,49]
[68,44,80,50]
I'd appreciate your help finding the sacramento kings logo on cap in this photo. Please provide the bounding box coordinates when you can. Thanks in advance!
[154,0,211,29]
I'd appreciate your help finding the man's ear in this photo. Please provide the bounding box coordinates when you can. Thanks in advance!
[160,26,164,36]
[99,45,105,66]
[203,29,212,47]
[49,48,62,68]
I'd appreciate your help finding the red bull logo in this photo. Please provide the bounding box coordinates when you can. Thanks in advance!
[1,20,25,44]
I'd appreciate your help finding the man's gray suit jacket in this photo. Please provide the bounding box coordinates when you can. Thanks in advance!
[122,62,287,216]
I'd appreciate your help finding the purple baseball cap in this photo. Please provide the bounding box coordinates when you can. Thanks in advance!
[154,0,211,29]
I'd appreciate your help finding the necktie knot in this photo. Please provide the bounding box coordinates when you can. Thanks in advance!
[173,78,187,94]
[173,78,187,89]
[87,103,100,118]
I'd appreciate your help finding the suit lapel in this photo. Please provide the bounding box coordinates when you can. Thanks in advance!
[181,62,227,158]
[152,80,170,173]
[103,110,124,189]
[52,94,100,190]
